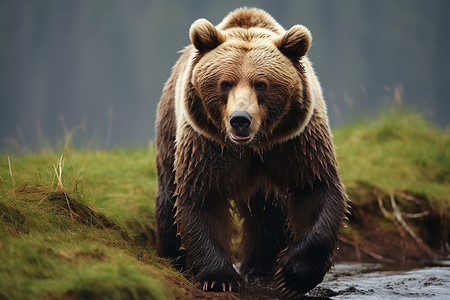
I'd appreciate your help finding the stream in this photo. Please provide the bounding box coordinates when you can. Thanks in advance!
[309,261,450,299]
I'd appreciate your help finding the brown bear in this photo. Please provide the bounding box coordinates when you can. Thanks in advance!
[155,7,349,298]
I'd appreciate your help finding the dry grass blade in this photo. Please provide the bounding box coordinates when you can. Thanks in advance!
[377,195,390,218]
[53,155,65,190]
[7,155,15,194]
[52,155,80,220]
[36,193,51,207]
[340,237,395,263]
[390,193,430,253]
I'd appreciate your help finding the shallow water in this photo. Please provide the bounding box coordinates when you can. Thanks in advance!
[311,261,450,299]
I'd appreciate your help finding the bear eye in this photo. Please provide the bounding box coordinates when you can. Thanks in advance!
[220,81,233,92]
[255,81,267,91]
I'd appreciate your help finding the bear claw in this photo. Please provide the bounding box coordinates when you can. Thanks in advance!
[275,258,327,299]
[275,267,309,299]
[198,280,242,292]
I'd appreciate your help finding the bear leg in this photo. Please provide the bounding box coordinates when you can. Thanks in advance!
[155,176,186,270]
[276,181,347,298]
[176,190,244,292]
[238,191,288,281]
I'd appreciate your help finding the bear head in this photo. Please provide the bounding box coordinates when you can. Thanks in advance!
[182,10,315,150]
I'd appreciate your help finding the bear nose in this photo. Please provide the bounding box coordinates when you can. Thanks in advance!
[230,111,252,130]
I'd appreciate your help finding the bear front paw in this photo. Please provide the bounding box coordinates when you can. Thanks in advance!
[275,248,331,298]
[195,268,244,292]
[196,279,243,292]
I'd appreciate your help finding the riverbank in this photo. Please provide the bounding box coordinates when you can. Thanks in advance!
[333,109,449,263]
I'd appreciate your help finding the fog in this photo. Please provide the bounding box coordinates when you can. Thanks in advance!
[1,0,449,152]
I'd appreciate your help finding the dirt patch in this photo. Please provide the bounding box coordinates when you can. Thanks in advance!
[336,184,449,263]
[170,279,281,300]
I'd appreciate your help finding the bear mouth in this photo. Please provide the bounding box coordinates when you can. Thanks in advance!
[230,132,253,143]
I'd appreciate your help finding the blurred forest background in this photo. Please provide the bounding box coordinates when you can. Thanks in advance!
[1,0,449,152]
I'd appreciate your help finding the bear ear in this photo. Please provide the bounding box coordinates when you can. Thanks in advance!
[190,18,226,53]
[275,25,312,60]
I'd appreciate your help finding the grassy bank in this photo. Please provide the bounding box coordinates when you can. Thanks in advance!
[0,148,192,300]
[1,109,449,299]
[334,109,449,261]
[335,109,449,209]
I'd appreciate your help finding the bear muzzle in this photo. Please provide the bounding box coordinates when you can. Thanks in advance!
[229,111,253,142]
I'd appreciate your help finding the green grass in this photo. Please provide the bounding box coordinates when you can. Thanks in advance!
[334,108,450,211]
[1,108,449,299]
[332,108,449,253]
[0,147,187,300]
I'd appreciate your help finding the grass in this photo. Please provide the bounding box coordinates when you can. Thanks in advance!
[0,147,188,300]
[334,108,450,211]
[0,108,449,299]
[334,108,449,255]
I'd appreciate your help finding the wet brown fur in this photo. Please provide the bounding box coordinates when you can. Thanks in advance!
[155,7,349,297]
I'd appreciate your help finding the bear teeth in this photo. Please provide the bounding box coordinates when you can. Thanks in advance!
[230,132,252,142]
